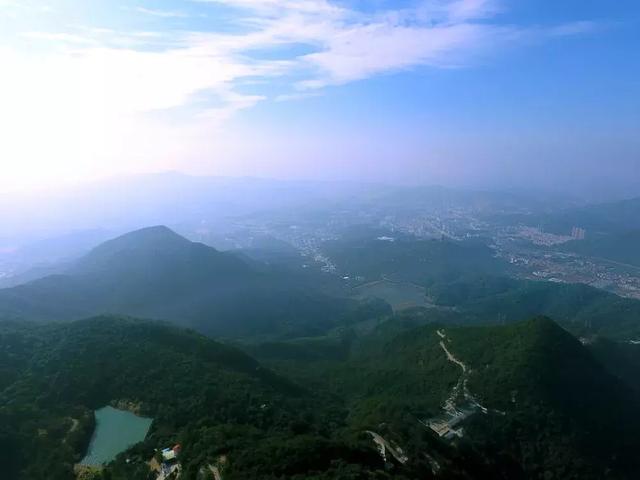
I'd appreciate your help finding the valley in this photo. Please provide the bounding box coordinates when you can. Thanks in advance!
[2,0,638,477]
[2,188,640,480]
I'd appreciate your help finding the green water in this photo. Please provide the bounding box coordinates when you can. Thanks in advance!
[81,406,153,466]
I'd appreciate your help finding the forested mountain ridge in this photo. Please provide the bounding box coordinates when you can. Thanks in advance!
[250,316,640,479]
[440,318,640,477]
[3,314,640,479]
[0,227,381,338]
[3,225,640,479]
[72,225,251,277]
[0,316,369,480]
[318,230,640,341]
[424,274,640,340]
[588,337,640,393]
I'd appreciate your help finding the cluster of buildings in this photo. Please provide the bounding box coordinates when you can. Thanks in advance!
[571,226,587,240]
[423,408,474,440]
[150,444,181,480]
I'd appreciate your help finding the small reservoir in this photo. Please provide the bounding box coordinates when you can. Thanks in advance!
[81,406,153,466]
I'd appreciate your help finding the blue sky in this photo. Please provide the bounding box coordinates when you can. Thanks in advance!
[0,0,638,196]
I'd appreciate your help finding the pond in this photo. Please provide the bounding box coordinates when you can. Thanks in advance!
[81,406,153,466]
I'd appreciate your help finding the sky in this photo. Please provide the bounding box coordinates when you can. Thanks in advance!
[0,0,638,196]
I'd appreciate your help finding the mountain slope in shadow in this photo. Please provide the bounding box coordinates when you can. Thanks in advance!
[0,226,368,338]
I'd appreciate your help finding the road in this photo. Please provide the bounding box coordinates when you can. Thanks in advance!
[208,464,222,480]
[366,431,408,464]
[437,329,488,414]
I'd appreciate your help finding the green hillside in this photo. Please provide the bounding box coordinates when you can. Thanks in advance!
[0,227,381,339]
[3,314,640,479]
[588,337,640,393]
[3,226,640,479]
[248,315,640,479]
[425,274,640,340]
[443,319,640,478]
[322,234,506,284]
[0,317,390,480]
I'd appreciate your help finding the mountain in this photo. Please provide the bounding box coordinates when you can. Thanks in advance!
[587,337,640,393]
[4,314,640,479]
[425,274,640,340]
[438,318,640,478]
[1,174,581,242]
[72,225,251,283]
[0,173,378,240]
[0,229,114,288]
[0,316,385,480]
[256,316,640,479]
[0,227,376,338]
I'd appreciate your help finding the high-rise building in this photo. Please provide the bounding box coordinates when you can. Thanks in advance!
[571,227,586,240]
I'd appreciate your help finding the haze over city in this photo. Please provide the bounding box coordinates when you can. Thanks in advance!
[3,3,640,480]
[1,0,638,197]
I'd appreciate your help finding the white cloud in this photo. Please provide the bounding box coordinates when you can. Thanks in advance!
[548,21,598,37]
[0,0,599,190]
[445,0,501,22]
[0,0,52,14]
[7,1,594,113]
[299,22,499,88]
[130,6,190,18]
[195,0,344,15]
[20,31,100,45]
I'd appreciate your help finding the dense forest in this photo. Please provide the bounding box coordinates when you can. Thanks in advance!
[424,274,640,339]
[3,226,640,479]
[321,229,640,340]
[2,313,640,480]
[0,227,385,339]
[0,317,385,480]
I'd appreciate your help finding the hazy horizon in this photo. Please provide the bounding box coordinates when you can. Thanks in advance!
[1,169,637,204]
[1,0,638,197]
[2,4,640,477]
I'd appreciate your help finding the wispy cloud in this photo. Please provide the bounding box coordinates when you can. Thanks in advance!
[129,6,190,19]
[548,20,598,37]
[0,0,600,186]
[0,0,53,16]
[445,0,502,22]
[20,31,99,45]
[195,0,344,15]
[10,0,596,113]
[275,91,322,102]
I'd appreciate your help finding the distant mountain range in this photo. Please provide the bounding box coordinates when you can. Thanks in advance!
[0,226,377,338]
[424,274,640,340]
[4,223,640,344]
[0,172,588,244]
